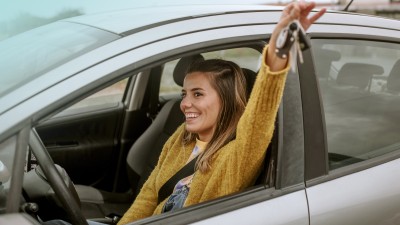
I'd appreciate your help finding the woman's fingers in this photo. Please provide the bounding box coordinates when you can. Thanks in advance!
[278,2,300,29]
[276,1,325,34]
[308,8,327,24]
[300,7,326,30]
[287,1,326,31]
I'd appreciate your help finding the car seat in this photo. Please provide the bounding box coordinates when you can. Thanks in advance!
[387,59,400,92]
[75,54,257,220]
[313,47,341,79]
[336,62,384,90]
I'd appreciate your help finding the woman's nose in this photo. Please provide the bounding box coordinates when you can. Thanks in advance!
[180,97,192,108]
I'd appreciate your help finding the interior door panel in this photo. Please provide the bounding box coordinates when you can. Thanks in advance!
[36,102,125,190]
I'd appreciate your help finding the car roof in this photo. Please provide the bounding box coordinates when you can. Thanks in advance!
[63,5,282,35]
[63,4,400,36]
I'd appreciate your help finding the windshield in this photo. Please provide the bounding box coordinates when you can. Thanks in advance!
[0,21,119,98]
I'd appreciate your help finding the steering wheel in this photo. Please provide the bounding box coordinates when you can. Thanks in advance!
[28,129,88,225]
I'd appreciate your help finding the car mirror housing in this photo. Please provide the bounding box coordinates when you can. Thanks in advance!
[0,160,10,185]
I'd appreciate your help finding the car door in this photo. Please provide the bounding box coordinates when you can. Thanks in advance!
[304,21,400,225]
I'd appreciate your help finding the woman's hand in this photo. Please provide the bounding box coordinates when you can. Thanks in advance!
[266,1,326,72]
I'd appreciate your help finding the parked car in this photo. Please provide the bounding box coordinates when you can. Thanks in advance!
[1,4,400,225]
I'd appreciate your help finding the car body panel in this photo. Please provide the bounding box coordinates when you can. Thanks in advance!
[308,24,400,39]
[307,158,400,225]
[64,5,283,34]
[315,12,400,31]
[191,190,309,225]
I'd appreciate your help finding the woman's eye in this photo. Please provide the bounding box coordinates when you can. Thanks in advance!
[181,93,186,98]
[193,92,203,97]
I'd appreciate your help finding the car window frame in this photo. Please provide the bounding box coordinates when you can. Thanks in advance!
[1,127,30,214]
[124,41,305,224]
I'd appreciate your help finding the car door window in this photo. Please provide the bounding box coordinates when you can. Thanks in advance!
[312,39,400,170]
[159,47,262,98]
[67,78,129,110]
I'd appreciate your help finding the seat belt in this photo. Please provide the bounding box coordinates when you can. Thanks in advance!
[157,156,199,204]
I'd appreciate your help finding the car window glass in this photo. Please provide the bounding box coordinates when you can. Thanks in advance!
[0,22,118,98]
[312,39,400,170]
[68,78,129,110]
[159,47,262,98]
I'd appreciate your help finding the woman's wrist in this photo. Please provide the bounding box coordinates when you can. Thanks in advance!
[265,37,289,72]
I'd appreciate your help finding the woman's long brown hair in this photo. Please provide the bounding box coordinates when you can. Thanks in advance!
[182,59,248,173]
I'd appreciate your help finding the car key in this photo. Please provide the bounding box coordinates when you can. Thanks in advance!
[275,22,298,60]
[275,20,309,71]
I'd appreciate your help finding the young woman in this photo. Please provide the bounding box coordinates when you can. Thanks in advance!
[43,1,325,225]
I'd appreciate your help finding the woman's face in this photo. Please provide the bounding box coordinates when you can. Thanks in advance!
[181,72,221,142]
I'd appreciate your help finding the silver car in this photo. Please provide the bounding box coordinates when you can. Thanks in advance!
[1,4,400,225]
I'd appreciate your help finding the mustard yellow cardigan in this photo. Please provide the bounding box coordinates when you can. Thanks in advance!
[118,46,290,225]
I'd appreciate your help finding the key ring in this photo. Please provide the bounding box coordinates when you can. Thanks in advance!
[275,20,311,72]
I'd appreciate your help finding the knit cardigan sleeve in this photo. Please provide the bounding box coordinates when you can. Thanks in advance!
[233,45,289,186]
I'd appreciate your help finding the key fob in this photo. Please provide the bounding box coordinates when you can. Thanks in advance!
[275,22,298,59]
[297,25,310,51]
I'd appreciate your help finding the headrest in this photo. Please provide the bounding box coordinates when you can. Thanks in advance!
[242,68,256,99]
[314,48,341,61]
[173,54,204,86]
[313,48,341,78]
[336,63,384,89]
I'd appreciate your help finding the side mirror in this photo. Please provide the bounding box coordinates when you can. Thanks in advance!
[0,160,10,184]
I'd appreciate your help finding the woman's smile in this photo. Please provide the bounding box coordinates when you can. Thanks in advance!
[185,112,199,120]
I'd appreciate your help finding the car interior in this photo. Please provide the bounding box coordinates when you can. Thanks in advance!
[21,44,279,224]
[312,41,400,171]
